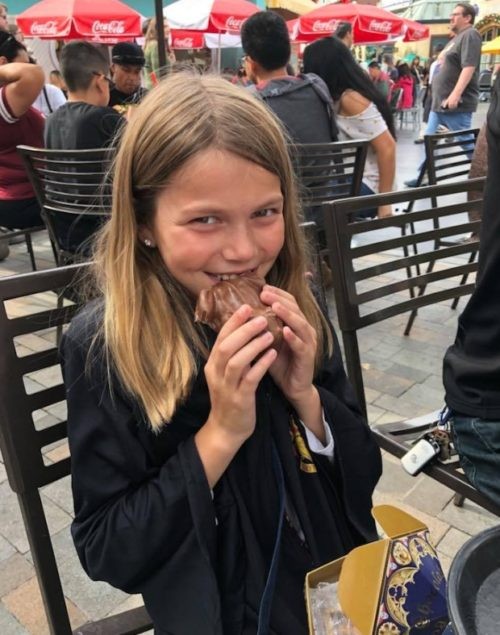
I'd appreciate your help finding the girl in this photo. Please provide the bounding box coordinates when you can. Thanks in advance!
[62,73,382,635]
[395,63,415,110]
[303,37,397,220]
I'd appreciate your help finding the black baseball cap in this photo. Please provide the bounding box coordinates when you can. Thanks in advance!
[111,42,145,67]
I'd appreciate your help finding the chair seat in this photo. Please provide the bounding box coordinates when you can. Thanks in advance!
[373,413,500,517]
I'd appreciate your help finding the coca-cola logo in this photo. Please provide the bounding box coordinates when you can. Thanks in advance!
[311,19,339,33]
[31,20,59,35]
[368,19,392,33]
[174,37,194,48]
[92,20,126,35]
[225,16,243,31]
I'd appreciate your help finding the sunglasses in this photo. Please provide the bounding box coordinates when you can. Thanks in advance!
[92,70,115,89]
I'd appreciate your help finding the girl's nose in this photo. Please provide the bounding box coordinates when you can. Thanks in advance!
[222,226,257,262]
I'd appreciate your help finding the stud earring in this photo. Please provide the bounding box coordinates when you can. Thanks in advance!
[143,238,154,248]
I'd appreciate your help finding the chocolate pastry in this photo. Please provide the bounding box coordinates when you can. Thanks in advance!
[195,275,283,350]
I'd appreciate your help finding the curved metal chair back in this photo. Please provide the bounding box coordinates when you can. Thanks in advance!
[17,145,115,264]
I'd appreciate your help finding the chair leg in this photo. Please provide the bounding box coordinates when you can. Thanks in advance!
[454,493,465,507]
[25,232,37,271]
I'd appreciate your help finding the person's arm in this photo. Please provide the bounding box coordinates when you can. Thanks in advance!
[442,66,476,109]
[0,62,44,118]
[339,91,396,218]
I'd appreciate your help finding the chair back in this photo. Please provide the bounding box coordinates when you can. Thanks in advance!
[0,265,152,634]
[17,146,115,264]
[324,179,484,415]
[292,139,369,208]
[424,128,480,187]
[447,525,500,635]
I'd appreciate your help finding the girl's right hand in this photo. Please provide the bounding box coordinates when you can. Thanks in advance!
[203,304,277,445]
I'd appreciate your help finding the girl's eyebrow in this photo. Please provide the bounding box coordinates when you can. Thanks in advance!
[176,195,284,215]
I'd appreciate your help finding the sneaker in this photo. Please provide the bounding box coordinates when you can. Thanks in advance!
[414,137,424,144]
[404,178,420,187]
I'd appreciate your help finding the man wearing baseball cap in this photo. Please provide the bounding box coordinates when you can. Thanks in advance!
[109,42,148,109]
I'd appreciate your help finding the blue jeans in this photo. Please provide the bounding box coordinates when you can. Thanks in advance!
[451,415,500,507]
[417,110,475,169]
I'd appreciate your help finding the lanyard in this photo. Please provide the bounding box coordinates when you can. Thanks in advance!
[257,440,286,635]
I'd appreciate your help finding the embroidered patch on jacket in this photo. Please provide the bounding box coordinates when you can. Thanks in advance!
[290,417,317,474]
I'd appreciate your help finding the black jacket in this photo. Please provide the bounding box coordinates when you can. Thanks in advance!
[443,75,500,418]
[62,304,382,634]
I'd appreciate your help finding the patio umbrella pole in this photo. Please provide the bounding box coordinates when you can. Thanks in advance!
[155,0,167,78]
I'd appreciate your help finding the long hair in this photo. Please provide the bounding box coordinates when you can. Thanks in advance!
[303,37,396,139]
[92,73,332,430]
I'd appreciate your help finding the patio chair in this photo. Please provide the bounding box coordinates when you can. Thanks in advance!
[321,178,499,517]
[0,264,153,634]
[447,525,500,634]
[292,139,369,300]
[403,127,481,334]
[17,146,115,266]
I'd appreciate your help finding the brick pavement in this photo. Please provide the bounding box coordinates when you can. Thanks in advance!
[0,104,497,634]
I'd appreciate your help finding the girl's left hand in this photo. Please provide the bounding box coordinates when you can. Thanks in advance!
[260,284,317,404]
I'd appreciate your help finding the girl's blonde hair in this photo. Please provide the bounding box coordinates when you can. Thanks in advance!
[93,73,332,430]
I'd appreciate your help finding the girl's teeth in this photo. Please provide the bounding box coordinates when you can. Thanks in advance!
[218,274,240,281]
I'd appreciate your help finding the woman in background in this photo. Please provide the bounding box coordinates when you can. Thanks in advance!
[144,17,175,89]
[303,37,397,219]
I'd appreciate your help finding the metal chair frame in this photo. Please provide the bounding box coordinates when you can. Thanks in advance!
[403,128,481,334]
[322,178,500,517]
[17,145,114,265]
[0,264,153,634]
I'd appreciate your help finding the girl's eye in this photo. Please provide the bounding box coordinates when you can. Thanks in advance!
[191,215,218,225]
[253,208,276,218]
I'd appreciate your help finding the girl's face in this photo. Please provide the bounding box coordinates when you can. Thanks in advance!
[141,148,285,300]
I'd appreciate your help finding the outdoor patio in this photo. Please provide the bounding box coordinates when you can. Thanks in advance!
[0,103,498,634]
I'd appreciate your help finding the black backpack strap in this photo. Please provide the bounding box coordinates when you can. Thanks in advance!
[43,85,53,114]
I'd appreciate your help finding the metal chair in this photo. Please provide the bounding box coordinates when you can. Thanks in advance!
[447,525,500,634]
[322,179,499,516]
[17,146,114,265]
[403,128,481,334]
[478,69,492,102]
[0,264,153,634]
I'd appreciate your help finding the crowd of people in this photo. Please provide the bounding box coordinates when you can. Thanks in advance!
[1,2,498,634]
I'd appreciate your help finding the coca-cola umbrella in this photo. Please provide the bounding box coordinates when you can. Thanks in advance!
[170,30,241,50]
[16,0,142,42]
[164,0,260,35]
[294,3,405,44]
[402,18,429,42]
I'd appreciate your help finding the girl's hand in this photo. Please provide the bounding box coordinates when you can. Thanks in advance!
[260,285,317,406]
[203,304,277,444]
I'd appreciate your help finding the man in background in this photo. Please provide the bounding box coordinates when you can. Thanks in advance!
[108,41,148,109]
[241,12,337,149]
[406,3,481,186]
[368,61,393,101]
[335,22,353,49]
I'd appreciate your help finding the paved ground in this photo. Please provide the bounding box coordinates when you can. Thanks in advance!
[0,104,498,634]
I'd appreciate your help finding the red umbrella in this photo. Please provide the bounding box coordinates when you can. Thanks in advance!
[164,0,260,35]
[17,0,142,42]
[170,30,205,50]
[402,18,429,42]
[295,3,405,44]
